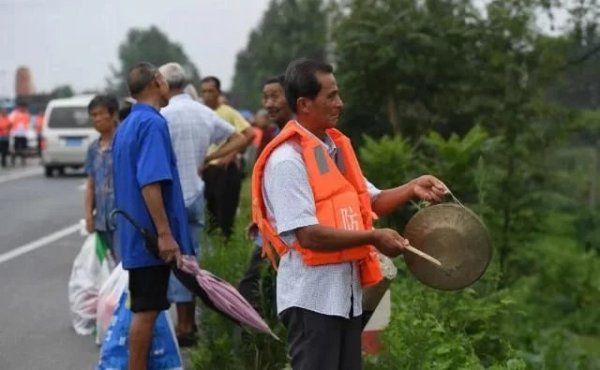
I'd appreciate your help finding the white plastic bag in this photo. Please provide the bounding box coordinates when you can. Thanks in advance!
[68,234,115,335]
[96,263,128,344]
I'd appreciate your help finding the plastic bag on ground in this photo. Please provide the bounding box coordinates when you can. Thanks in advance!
[96,291,182,370]
[68,233,115,335]
[96,263,128,344]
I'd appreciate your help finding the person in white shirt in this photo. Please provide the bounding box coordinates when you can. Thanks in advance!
[159,62,246,346]
[257,59,447,370]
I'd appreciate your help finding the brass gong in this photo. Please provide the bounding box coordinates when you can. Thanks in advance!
[403,203,492,290]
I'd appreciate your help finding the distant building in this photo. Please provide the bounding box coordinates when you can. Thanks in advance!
[15,66,34,96]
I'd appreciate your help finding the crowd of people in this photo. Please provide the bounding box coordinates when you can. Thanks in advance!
[85,58,447,370]
[0,101,43,168]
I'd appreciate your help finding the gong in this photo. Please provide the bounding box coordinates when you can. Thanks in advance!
[403,203,492,290]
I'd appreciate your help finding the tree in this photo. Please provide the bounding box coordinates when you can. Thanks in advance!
[548,28,600,109]
[50,85,74,99]
[230,0,328,109]
[106,26,200,96]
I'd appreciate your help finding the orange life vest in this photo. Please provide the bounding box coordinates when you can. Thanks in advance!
[0,116,11,137]
[252,120,382,287]
[8,109,30,134]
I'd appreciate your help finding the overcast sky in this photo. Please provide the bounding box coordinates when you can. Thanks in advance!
[0,0,270,97]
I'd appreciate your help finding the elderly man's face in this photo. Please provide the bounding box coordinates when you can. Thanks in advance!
[262,82,291,126]
[305,72,343,129]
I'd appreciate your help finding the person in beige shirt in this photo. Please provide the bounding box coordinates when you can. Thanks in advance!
[201,76,255,238]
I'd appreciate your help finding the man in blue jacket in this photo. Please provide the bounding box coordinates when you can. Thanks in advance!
[112,62,192,370]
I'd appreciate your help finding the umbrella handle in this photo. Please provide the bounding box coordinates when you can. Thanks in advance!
[110,209,146,232]
[110,209,166,264]
[405,245,442,267]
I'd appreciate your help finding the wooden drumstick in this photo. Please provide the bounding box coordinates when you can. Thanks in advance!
[405,245,442,267]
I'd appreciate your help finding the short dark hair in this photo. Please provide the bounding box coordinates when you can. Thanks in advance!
[201,76,221,92]
[127,62,158,96]
[263,74,285,87]
[284,59,333,113]
[88,94,119,115]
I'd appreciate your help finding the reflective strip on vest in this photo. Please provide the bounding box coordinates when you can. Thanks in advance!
[313,145,329,175]
[336,150,346,173]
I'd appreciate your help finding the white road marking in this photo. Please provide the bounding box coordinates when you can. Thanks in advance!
[0,223,80,265]
[0,167,43,185]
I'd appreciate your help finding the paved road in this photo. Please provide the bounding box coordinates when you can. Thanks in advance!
[0,165,99,369]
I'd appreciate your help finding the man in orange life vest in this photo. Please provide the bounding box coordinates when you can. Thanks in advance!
[252,59,447,370]
[8,100,31,167]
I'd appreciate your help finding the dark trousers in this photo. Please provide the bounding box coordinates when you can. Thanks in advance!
[12,136,27,166]
[37,133,42,156]
[0,139,8,167]
[237,244,265,308]
[280,307,363,370]
[203,163,242,238]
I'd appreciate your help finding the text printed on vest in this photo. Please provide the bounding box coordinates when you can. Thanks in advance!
[341,207,360,231]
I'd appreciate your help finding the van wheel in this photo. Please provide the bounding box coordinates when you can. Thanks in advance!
[44,166,54,177]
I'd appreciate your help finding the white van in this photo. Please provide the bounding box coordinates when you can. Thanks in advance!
[41,95,98,177]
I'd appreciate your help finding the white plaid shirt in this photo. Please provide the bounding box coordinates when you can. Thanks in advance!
[263,122,381,318]
[161,94,234,206]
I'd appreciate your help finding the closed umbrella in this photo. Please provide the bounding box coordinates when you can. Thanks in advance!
[111,209,278,339]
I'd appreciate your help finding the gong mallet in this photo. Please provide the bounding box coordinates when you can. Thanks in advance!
[405,245,442,267]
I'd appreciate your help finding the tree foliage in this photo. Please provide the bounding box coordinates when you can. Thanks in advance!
[106,26,200,96]
[334,0,570,139]
[230,0,328,108]
[549,28,600,109]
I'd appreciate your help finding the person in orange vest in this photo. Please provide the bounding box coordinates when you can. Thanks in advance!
[252,59,447,370]
[0,109,11,167]
[8,101,31,166]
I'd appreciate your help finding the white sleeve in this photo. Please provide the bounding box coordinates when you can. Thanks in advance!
[365,177,382,201]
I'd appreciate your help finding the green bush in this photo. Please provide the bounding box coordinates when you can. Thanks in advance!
[359,129,600,368]
[365,273,524,369]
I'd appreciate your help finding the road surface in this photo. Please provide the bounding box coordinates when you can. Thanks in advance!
[0,165,99,370]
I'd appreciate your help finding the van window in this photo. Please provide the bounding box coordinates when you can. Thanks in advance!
[47,107,91,128]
